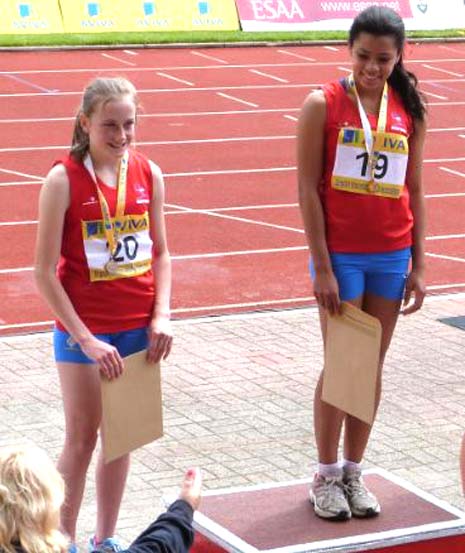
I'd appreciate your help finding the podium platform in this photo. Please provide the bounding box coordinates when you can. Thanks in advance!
[191,468,465,553]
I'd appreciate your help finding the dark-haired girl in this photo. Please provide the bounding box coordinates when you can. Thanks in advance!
[297,6,427,521]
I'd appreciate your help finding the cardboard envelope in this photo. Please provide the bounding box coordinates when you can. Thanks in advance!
[322,302,382,425]
[100,349,163,463]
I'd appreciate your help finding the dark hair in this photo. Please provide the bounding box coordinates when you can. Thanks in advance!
[349,6,426,121]
[71,77,138,161]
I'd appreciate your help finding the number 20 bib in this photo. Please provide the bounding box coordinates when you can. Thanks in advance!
[331,127,409,199]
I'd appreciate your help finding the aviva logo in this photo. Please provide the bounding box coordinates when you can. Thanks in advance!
[87,2,100,17]
[198,1,210,14]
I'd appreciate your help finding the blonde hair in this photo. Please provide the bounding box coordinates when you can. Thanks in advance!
[0,446,68,553]
[71,76,139,161]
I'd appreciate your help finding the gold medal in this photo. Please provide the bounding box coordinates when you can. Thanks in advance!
[105,259,118,274]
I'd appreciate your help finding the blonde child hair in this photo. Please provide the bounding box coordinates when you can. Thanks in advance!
[71,76,139,161]
[0,446,68,553]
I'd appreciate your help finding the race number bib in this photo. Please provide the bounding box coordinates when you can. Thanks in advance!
[82,213,152,282]
[332,127,409,199]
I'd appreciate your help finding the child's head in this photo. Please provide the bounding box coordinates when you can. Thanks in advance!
[348,6,405,53]
[71,76,139,161]
[0,446,67,553]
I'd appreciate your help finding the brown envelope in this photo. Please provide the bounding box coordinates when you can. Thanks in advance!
[321,302,382,425]
[100,349,163,463]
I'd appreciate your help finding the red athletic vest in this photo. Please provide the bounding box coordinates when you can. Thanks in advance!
[320,79,414,253]
[55,150,155,333]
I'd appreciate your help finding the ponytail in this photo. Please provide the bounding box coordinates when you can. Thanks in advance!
[70,112,90,162]
[388,58,427,121]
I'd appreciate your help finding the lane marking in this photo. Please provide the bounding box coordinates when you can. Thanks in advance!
[0,320,54,331]
[2,73,58,93]
[156,72,194,86]
[249,69,289,83]
[0,167,42,180]
[421,89,448,100]
[2,58,465,75]
[123,50,138,56]
[440,167,465,178]
[101,53,136,66]
[216,92,258,107]
[284,114,298,122]
[172,246,306,260]
[426,252,465,263]
[191,50,228,64]
[1,79,464,98]
[277,49,315,61]
[324,46,339,52]
[338,66,351,73]
[422,64,463,77]
[1,192,464,224]
[0,180,41,187]
[426,233,465,241]
[165,202,304,234]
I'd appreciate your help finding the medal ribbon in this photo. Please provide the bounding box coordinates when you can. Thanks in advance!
[347,74,388,184]
[83,151,128,258]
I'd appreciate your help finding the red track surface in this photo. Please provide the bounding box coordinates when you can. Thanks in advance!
[0,42,464,335]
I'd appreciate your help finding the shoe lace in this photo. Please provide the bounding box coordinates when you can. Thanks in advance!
[345,475,366,496]
[318,476,345,504]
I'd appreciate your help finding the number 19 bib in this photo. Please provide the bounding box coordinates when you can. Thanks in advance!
[332,127,409,199]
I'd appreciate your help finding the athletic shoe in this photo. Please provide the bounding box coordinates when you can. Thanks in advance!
[88,536,124,553]
[343,466,380,518]
[309,473,351,521]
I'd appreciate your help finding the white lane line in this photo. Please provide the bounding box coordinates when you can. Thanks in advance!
[123,50,138,56]
[422,64,463,77]
[156,72,194,86]
[168,203,298,214]
[324,46,339,52]
[216,92,259,108]
[249,69,289,83]
[277,49,315,61]
[426,233,465,241]
[101,53,136,66]
[0,180,41,187]
[191,51,228,64]
[1,80,464,99]
[165,202,304,234]
[428,283,465,291]
[0,267,33,274]
[2,73,58,93]
[0,167,42,180]
[438,45,465,54]
[2,59,465,77]
[338,66,351,73]
[421,89,448,100]
[284,114,298,122]
[0,320,54,331]
[0,220,36,227]
[171,296,313,314]
[440,167,465,178]
[426,192,465,198]
[173,245,306,260]
[425,157,465,163]
[0,108,301,124]
[426,252,465,263]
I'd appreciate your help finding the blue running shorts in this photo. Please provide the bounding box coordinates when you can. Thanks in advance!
[309,248,411,301]
[54,326,149,364]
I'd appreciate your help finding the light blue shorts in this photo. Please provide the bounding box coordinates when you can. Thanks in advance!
[54,326,148,364]
[309,248,411,301]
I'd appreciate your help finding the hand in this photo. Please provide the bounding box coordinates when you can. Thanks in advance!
[401,269,426,315]
[313,269,341,315]
[79,336,124,379]
[147,315,173,363]
[179,467,202,511]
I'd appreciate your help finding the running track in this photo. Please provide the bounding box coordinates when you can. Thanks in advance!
[0,41,464,335]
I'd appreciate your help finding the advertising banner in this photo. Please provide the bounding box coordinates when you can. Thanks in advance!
[235,0,465,31]
[60,0,240,33]
[0,0,64,34]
